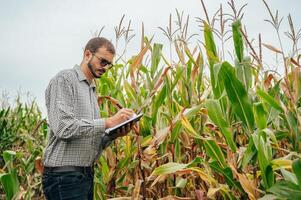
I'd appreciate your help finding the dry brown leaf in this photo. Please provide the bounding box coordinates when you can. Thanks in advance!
[191,53,202,81]
[290,57,301,67]
[131,179,143,200]
[262,43,282,54]
[159,195,193,200]
[143,146,157,161]
[179,131,191,149]
[150,66,171,97]
[150,174,168,187]
[207,187,221,199]
[263,74,274,90]
[130,45,149,89]
[174,41,185,64]
[35,156,44,174]
[98,96,123,109]
[195,190,206,200]
[131,47,148,68]
[229,164,258,200]
[150,126,170,148]
[177,167,216,184]
[280,81,293,101]
[106,147,116,169]
[291,67,301,101]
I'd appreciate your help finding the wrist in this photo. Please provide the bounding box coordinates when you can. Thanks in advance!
[105,118,112,129]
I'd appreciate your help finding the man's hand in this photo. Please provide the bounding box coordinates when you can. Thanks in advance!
[115,122,134,138]
[105,108,134,138]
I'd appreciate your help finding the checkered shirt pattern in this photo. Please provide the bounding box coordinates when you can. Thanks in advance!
[43,65,113,167]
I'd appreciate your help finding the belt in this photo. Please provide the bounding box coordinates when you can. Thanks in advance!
[44,166,93,174]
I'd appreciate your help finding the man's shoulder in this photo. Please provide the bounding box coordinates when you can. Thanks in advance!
[52,67,77,82]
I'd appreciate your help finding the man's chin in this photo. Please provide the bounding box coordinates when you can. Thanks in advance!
[94,74,102,78]
[92,71,103,78]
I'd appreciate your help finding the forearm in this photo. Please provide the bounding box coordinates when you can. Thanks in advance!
[50,116,105,140]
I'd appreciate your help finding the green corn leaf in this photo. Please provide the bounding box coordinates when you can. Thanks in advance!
[172,105,202,123]
[140,116,152,137]
[258,194,281,200]
[150,157,203,176]
[204,22,218,63]
[213,63,223,89]
[171,65,184,91]
[204,22,222,99]
[99,156,110,184]
[268,181,301,199]
[265,165,275,189]
[210,161,243,192]
[151,84,167,126]
[219,61,254,130]
[175,138,181,161]
[186,60,192,80]
[151,43,163,77]
[176,177,187,188]
[242,137,257,169]
[24,150,40,173]
[124,81,137,104]
[287,111,300,151]
[3,150,16,164]
[255,131,274,189]
[281,169,298,185]
[256,89,283,112]
[0,170,19,200]
[116,156,131,172]
[292,158,301,187]
[232,20,244,63]
[204,140,227,168]
[180,114,203,140]
[205,99,236,151]
[253,102,267,130]
[196,53,204,96]
[3,150,16,172]
[171,122,182,143]
[235,57,252,90]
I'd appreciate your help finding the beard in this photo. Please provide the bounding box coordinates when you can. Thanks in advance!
[88,61,101,78]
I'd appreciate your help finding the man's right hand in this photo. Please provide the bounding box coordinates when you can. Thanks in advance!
[105,108,134,129]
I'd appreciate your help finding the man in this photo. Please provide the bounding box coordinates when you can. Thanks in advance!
[42,37,133,200]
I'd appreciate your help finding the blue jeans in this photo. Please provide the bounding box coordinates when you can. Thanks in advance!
[42,170,94,200]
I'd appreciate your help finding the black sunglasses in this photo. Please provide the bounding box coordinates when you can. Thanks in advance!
[92,53,114,69]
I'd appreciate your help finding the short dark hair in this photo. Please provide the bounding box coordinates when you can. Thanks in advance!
[84,37,115,55]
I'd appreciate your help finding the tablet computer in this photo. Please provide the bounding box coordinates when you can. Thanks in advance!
[105,113,143,135]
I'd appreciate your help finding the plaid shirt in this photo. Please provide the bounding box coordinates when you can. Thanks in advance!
[43,65,113,167]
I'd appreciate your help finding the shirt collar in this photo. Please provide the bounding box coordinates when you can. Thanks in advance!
[74,64,96,89]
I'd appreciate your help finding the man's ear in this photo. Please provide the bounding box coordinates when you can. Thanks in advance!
[84,50,92,61]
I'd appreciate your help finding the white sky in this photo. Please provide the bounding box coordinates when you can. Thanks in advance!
[0,0,300,115]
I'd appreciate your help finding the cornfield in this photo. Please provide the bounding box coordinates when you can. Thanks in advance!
[1,0,301,199]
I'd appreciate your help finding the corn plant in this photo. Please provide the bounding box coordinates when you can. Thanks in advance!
[0,96,47,199]
[93,1,301,199]
[0,0,300,199]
